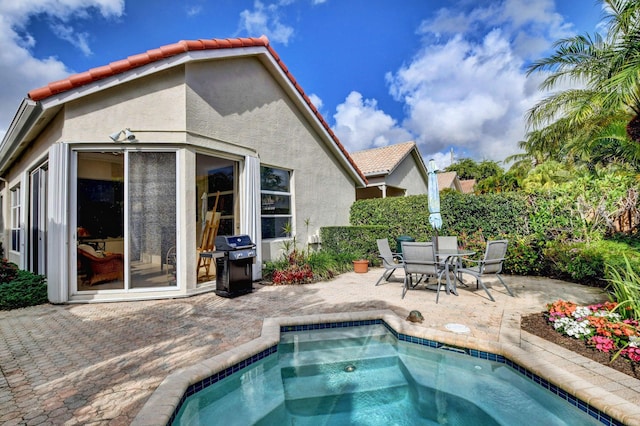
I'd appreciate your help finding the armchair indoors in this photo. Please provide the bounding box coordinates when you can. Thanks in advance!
[77,244,124,286]
[457,239,514,301]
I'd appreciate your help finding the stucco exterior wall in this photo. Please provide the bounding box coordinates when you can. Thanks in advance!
[63,67,187,141]
[185,58,356,252]
[386,153,428,196]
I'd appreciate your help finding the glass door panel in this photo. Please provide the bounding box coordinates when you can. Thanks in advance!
[128,152,177,288]
[76,152,125,290]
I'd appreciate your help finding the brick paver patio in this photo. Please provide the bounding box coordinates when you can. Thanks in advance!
[1,270,639,425]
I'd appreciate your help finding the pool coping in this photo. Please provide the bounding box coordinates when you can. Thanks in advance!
[131,309,640,426]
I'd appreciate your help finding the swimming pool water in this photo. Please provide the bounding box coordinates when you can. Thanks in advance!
[173,324,602,425]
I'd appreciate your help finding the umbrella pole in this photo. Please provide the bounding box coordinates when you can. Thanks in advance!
[434,228,439,252]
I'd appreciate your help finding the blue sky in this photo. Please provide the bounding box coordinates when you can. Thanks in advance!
[0,0,603,168]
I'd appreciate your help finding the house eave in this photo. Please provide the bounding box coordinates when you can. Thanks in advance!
[0,98,47,177]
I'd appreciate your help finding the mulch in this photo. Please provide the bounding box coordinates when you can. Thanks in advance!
[521,312,639,379]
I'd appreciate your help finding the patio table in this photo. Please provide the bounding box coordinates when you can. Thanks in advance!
[433,249,475,299]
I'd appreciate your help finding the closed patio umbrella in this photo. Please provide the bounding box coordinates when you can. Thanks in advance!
[427,159,442,249]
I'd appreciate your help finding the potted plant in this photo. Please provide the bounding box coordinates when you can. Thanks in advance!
[353,259,369,273]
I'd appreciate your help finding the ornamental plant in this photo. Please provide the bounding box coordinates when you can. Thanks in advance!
[270,250,314,285]
[546,300,639,364]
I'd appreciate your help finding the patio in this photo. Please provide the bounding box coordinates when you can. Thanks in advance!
[1,269,639,425]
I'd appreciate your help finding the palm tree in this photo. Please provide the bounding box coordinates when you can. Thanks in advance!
[527,0,640,156]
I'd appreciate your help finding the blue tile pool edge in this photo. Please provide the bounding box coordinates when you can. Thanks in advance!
[167,319,623,426]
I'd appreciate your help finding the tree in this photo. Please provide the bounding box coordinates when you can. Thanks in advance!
[526,0,640,169]
[445,158,503,181]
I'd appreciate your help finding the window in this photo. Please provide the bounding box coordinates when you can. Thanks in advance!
[10,187,20,252]
[261,166,291,239]
[207,164,235,236]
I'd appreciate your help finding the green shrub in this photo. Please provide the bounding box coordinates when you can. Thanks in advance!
[606,256,640,320]
[350,192,530,241]
[502,234,545,276]
[441,192,529,238]
[542,240,640,286]
[0,270,48,310]
[307,250,353,280]
[320,225,391,263]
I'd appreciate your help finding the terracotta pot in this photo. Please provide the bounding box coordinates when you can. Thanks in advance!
[353,260,369,273]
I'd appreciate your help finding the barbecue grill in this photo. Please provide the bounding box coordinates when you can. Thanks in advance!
[214,234,256,298]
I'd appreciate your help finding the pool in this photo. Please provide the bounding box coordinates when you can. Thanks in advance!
[171,322,606,425]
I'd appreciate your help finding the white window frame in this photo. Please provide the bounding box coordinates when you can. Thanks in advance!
[260,166,292,240]
[10,186,21,253]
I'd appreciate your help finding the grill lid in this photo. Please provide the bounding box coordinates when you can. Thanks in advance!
[228,249,256,260]
[215,234,255,251]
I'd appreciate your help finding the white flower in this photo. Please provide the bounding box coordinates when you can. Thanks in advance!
[573,306,591,319]
[591,310,621,321]
[553,317,592,338]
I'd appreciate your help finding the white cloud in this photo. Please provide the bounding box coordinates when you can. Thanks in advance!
[308,93,323,111]
[386,28,540,163]
[238,1,294,45]
[427,151,455,170]
[363,0,576,165]
[50,22,92,56]
[332,91,412,152]
[0,0,124,138]
[186,6,203,17]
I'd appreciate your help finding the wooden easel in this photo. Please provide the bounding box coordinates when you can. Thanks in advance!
[197,191,221,280]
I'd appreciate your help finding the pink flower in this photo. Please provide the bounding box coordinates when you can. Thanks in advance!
[588,335,615,353]
[622,347,640,362]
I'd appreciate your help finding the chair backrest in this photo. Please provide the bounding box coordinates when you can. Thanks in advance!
[402,242,439,275]
[435,236,458,251]
[481,240,508,274]
[377,238,400,266]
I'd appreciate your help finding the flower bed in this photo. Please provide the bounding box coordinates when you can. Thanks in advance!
[546,300,640,363]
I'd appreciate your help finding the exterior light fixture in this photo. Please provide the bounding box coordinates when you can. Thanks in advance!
[109,128,136,142]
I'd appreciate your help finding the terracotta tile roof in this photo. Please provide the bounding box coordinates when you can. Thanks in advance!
[350,141,417,176]
[28,37,271,101]
[459,179,476,194]
[437,171,459,190]
[26,35,366,184]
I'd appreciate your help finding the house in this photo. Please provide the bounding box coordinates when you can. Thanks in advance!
[0,35,367,303]
[350,141,428,199]
[437,171,463,192]
[459,179,476,194]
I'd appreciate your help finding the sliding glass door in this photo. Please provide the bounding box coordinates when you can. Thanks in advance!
[75,150,177,291]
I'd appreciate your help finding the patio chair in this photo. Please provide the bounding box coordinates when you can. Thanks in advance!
[457,239,514,302]
[376,238,404,286]
[401,241,446,299]
[433,236,458,264]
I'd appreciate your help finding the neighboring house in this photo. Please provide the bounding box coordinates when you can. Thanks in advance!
[437,171,463,192]
[351,141,428,199]
[0,35,366,304]
[459,179,476,194]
